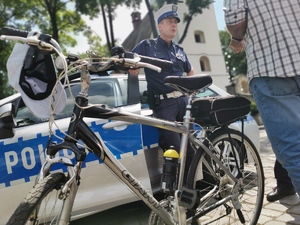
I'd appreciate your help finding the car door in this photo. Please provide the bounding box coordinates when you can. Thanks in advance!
[0,75,152,223]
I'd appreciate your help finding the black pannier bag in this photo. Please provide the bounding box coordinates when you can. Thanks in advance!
[191,96,251,126]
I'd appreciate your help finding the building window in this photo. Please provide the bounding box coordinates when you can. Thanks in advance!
[200,56,211,71]
[194,30,205,43]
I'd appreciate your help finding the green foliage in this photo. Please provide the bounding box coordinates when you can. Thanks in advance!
[75,0,100,19]
[75,0,142,19]
[82,29,110,56]
[0,0,88,99]
[180,0,214,44]
[75,0,143,49]
[219,30,247,75]
[0,41,15,99]
[185,0,214,17]
[250,101,259,115]
[0,0,35,99]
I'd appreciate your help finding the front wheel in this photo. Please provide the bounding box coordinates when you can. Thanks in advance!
[187,128,264,225]
[6,173,68,225]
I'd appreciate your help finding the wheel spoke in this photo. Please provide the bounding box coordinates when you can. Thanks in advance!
[186,129,264,225]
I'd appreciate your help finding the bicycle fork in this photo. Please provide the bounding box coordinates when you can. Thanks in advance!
[37,155,82,225]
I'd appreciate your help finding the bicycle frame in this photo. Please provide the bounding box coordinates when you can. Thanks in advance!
[39,69,241,225]
[40,100,182,224]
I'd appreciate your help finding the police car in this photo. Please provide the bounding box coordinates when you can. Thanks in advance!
[0,73,260,224]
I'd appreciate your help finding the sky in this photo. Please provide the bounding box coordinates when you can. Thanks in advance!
[69,1,225,53]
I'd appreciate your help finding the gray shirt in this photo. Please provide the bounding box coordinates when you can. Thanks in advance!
[227,0,300,82]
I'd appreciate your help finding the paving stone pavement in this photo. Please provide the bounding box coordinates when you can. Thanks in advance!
[258,128,300,225]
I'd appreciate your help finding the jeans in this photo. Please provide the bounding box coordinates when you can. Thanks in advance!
[250,76,300,195]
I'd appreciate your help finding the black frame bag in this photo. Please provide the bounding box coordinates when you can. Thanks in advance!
[191,96,251,126]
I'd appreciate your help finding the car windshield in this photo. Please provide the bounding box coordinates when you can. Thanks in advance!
[15,78,127,126]
[195,89,219,98]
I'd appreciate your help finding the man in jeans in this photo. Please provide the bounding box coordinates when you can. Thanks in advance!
[224,0,300,218]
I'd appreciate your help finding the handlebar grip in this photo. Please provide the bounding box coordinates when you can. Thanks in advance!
[139,55,173,71]
[0,27,28,37]
[124,52,173,70]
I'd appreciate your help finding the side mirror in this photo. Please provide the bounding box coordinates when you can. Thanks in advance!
[0,103,16,139]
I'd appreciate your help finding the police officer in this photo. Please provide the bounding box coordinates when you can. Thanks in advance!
[130,4,195,153]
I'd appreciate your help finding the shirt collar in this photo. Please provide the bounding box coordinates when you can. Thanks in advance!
[157,36,174,48]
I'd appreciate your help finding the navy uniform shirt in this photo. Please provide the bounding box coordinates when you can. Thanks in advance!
[132,36,192,94]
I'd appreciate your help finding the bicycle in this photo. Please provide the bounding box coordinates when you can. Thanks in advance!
[1,27,264,225]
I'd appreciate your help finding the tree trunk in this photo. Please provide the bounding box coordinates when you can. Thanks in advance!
[145,0,158,37]
[107,3,115,47]
[44,0,59,42]
[100,3,111,50]
[178,14,193,44]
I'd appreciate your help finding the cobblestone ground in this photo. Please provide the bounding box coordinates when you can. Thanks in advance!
[259,129,300,225]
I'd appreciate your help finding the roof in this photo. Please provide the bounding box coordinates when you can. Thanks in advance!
[121,13,153,51]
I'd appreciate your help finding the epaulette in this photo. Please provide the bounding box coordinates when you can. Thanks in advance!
[145,38,157,46]
[173,41,183,49]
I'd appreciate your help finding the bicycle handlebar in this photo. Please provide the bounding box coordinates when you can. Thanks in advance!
[121,52,173,71]
[0,27,61,52]
[0,27,28,37]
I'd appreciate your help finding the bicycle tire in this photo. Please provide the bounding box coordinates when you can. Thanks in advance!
[187,128,264,225]
[6,172,67,225]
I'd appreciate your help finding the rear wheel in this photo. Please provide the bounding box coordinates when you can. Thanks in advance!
[187,128,264,225]
[7,173,68,225]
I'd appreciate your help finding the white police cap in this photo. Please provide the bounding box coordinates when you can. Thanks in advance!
[156,4,180,24]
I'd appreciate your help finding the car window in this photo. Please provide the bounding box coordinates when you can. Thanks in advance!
[66,80,121,106]
[195,88,219,98]
[15,79,125,126]
[16,105,44,126]
[138,79,149,108]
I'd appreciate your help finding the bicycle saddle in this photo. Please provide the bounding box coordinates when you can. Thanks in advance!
[164,74,212,94]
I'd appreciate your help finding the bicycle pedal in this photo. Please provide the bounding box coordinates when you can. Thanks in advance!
[179,187,201,209]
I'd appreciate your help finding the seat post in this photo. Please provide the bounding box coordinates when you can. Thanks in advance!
[177,94,194,190]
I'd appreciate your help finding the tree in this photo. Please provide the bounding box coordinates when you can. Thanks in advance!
[82,29,110,56]
[219,30,247,76]
[75,0,142,50]
[0,0,89,98]
[0,0,38,98]
[26,0,86,49]
[178,0,214,44]
[0,40,14,99]
[145,0,158,37]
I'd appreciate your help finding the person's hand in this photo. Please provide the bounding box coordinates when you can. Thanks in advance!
[229,38,245,53]
[128,68,140,75]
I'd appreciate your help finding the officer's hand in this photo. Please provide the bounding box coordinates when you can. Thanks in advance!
[129,68,140,75]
